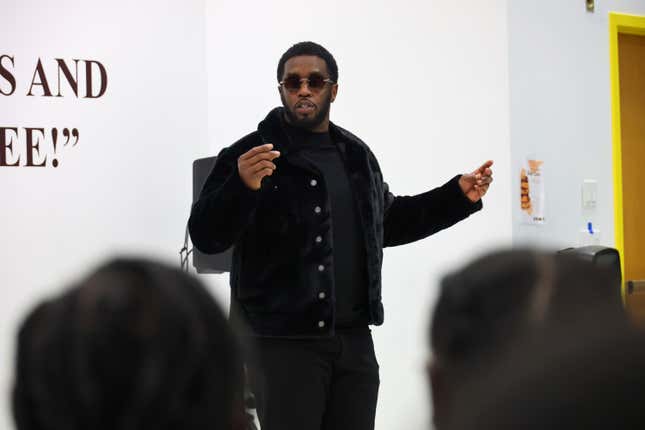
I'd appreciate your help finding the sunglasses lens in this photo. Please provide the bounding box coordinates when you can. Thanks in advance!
[308,75,326,90]
[282,75,330,91]
[283,77,301,91]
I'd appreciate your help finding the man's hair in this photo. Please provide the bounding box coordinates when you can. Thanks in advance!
[12,258,244,430]
[277,41,338,83]
[430,249,623,376]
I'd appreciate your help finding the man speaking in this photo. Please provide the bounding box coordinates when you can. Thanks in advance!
[189,41,493,430]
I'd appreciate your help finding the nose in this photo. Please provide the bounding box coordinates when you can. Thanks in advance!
[297,80,312,97]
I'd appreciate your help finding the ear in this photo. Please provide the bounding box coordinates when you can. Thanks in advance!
[330,84,338,103]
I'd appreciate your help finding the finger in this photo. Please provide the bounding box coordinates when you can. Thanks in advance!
[250,160,277,174]
[476,169,493,180]
[256,168,274,179]
[474,180,491,188]
[474,160,494,174]
[239,144,274,161]
[244,150,281,166]
[477,176,493,186]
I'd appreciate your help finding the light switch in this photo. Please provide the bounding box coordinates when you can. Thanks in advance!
[582,179,598,209]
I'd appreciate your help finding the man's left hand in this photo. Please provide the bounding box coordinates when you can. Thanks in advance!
[459,160,494,203]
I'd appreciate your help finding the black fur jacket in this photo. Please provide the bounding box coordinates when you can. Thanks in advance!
[189,107,482,337]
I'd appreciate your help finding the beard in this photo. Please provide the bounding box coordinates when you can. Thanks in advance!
[281,91,332,131]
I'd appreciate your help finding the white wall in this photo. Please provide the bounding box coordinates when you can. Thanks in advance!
[204,1,512,428]
[508,0,645,248]
[0,1,208,428]
[7,1,645,428]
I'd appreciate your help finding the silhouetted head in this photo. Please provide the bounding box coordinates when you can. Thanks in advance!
[429,249,624,429]
[450,320,644,430]
[13,258,245,430]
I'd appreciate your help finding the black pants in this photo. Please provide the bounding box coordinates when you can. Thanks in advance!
[248,327,380,430]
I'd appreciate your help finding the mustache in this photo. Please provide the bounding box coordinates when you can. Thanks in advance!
[294,99,317,109]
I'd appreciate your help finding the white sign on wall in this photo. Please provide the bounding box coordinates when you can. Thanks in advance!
[520,158,545,225]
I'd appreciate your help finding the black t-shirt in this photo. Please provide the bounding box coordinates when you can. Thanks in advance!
[285,123,368,327]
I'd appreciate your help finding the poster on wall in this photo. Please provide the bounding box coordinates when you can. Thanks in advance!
[520,158,545,225]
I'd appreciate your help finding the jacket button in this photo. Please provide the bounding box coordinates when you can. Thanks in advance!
[315,236,322,244]
[318,292,326,300]
[314,206,321,214]
[318,264,325,272]
[318,320,326,328]
[310,179,318,187]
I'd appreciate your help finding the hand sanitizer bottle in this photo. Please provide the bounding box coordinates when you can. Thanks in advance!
[578,221,601,246]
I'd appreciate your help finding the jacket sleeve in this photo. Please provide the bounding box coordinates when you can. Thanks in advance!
[382,175,482,247]
[188,146,261,254]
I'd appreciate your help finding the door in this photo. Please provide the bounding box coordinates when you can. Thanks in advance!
[612,14,645,323]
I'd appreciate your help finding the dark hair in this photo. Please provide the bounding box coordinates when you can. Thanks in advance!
[430,249,623,375]
[451,321,644,430]
[277,41,338,83]
[12,258,244,430]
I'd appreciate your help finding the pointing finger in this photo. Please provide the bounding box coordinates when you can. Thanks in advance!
[475,160,494,174]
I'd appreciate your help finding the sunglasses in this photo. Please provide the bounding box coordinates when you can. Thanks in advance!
[279,73,335,92]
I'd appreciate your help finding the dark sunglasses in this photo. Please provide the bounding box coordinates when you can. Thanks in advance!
[279,73,335,92]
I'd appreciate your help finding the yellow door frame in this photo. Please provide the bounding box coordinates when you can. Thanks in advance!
[609,12,645,300]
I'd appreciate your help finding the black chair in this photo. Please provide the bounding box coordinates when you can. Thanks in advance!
[558,245,622,302]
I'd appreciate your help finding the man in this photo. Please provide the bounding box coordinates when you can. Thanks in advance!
[189,41,493,430]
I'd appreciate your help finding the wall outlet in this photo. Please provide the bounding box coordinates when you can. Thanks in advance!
[582,179,598,209]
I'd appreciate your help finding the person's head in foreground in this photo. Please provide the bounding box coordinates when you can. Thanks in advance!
[429,248,625,429]
[12,258,245,430]
[449,320,645,430]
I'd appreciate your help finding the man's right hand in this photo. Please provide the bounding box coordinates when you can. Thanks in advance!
[237,143,281,191]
